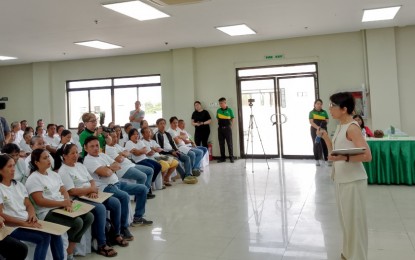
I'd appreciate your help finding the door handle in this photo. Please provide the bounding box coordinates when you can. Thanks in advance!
[271,114,288,125]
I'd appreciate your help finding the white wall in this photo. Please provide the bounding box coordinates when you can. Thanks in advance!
[1,26,414,156]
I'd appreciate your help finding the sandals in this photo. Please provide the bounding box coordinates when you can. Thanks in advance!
[114,235,129,247]
[97,245,118,257]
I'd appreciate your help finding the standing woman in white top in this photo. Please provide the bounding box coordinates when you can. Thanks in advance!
[318,92,372,260]
[0,154,65,260]
[25,149,94,260]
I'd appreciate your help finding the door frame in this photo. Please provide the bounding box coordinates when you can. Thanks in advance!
[237,77,279,159]
[236,63,319,159]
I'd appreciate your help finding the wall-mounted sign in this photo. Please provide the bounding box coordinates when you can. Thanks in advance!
[264,54,285,60]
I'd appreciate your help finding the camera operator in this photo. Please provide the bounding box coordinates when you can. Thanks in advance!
[216,97,235,163]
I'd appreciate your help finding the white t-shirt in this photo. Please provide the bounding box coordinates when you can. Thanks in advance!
[142,139,161,159]
[59,163,92,194]
[125,140,147,162]
[167,128,190,154]
[13,131,23,146]
[161,133,173,151]
[44,135,61,149]
[105,145,135,178]
[25,170,65,220]
[19,139,32,153]
[25,154,55,178]
[14,158,29,184]
[83,153,119,190]
[0,181,29,221]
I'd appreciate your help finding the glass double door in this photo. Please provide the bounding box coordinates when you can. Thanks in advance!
[239,75,316,158]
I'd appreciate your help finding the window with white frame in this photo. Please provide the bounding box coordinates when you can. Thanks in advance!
[66,75,162,128]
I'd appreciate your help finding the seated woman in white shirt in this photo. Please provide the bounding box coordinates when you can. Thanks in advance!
[141,127,179,186]
[0,154,65,260]
[26,149,94,260]
[55,143,125,255]
[1,143,29,184]
[57,129,72,149]
[24,136,55,177]
[105,132,155,199]
[19,130,33,154]
[125,128,162,189]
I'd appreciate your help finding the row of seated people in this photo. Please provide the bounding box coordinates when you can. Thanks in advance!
[0,114,209,260]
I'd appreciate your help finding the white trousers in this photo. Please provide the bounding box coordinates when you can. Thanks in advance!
[335,180,368,260]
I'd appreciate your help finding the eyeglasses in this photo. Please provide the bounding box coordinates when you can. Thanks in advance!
[329,102,339,108]
[88,119,97,123]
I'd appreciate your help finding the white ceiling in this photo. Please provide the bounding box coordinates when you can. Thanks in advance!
[1,0,414,66]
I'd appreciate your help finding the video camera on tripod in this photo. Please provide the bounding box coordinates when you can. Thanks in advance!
[248,98,255,107]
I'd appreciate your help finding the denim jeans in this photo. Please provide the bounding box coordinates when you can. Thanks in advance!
[83,196,121,247]
[197,146,208,157]
[125,164,153,192]
[104,182,147,225]
[0,236,28,260]
[11,228,64,260]
[123,165,152,193]
[175,152,192,179]
[189,148,203,169]
[136,159,161,182]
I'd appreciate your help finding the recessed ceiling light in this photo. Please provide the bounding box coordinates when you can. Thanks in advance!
[216,24,256,36]
[102,0,170,21]
[74,40,122,50]
[362,6,401,22]
[0,56,17,61]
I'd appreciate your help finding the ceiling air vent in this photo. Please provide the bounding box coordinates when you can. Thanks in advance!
[148,0,209,6]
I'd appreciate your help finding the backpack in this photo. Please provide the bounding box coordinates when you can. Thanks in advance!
[105,218,117,246]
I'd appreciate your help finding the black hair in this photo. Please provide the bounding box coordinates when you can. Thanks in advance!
[169,116,178,124]
[1,143,20,154]
[46,124,56,130]
[218,97,226,102]
[128,128,139,140]
[140,120,147,128]
[23,130,33,138]
[141,126,149,135]
[314,99,323,105]
[30,149,46,173]
[84,136,99,148]
[37,119,43,124]
[0,154,16,183]
[124,123,132,130]
[156,118,166,125]
[353,115,365,128]
[194,101,201,105]
[61,129,71,137]
[329,92,355,115]
[25,126,34,133]
[114,125,123,139]
[35,126,43,135]
[54,143,77,171]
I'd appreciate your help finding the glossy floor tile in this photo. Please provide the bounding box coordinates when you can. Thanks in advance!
[83,159,415,259]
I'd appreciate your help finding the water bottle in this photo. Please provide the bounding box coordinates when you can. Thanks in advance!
[315,130,321,144]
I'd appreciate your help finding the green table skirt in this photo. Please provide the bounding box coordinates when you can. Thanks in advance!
[363,140,415,185]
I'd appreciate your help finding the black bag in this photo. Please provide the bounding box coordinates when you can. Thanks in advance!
[105,218,117,246]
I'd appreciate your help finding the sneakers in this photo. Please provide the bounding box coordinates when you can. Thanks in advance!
[147,193,156,199]
[183,176,198,184]
[121,228,134,241]
[133,217,153,226]
[315,160,320,166]
[192,169,201,176]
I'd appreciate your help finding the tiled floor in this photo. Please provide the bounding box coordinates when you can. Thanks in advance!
[83,159,415,260]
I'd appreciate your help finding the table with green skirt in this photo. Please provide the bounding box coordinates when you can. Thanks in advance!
[363,137,415,185]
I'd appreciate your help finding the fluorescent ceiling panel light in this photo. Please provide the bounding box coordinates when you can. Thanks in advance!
[362,6,401,22]
[216,24,256,36]
[74,40,122,50]
[102,0,170,21]
[0,56,17,60]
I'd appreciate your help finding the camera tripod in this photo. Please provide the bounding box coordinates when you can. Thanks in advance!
[244,103,270,173]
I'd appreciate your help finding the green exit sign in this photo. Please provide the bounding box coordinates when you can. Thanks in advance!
[265,54,285,60]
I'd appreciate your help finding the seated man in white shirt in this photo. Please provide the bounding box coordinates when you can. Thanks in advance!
[153,118,197,184]
[44,124,60,156]
[167,117,202,176]
[178,119,208,157]
[83,135,153,227]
